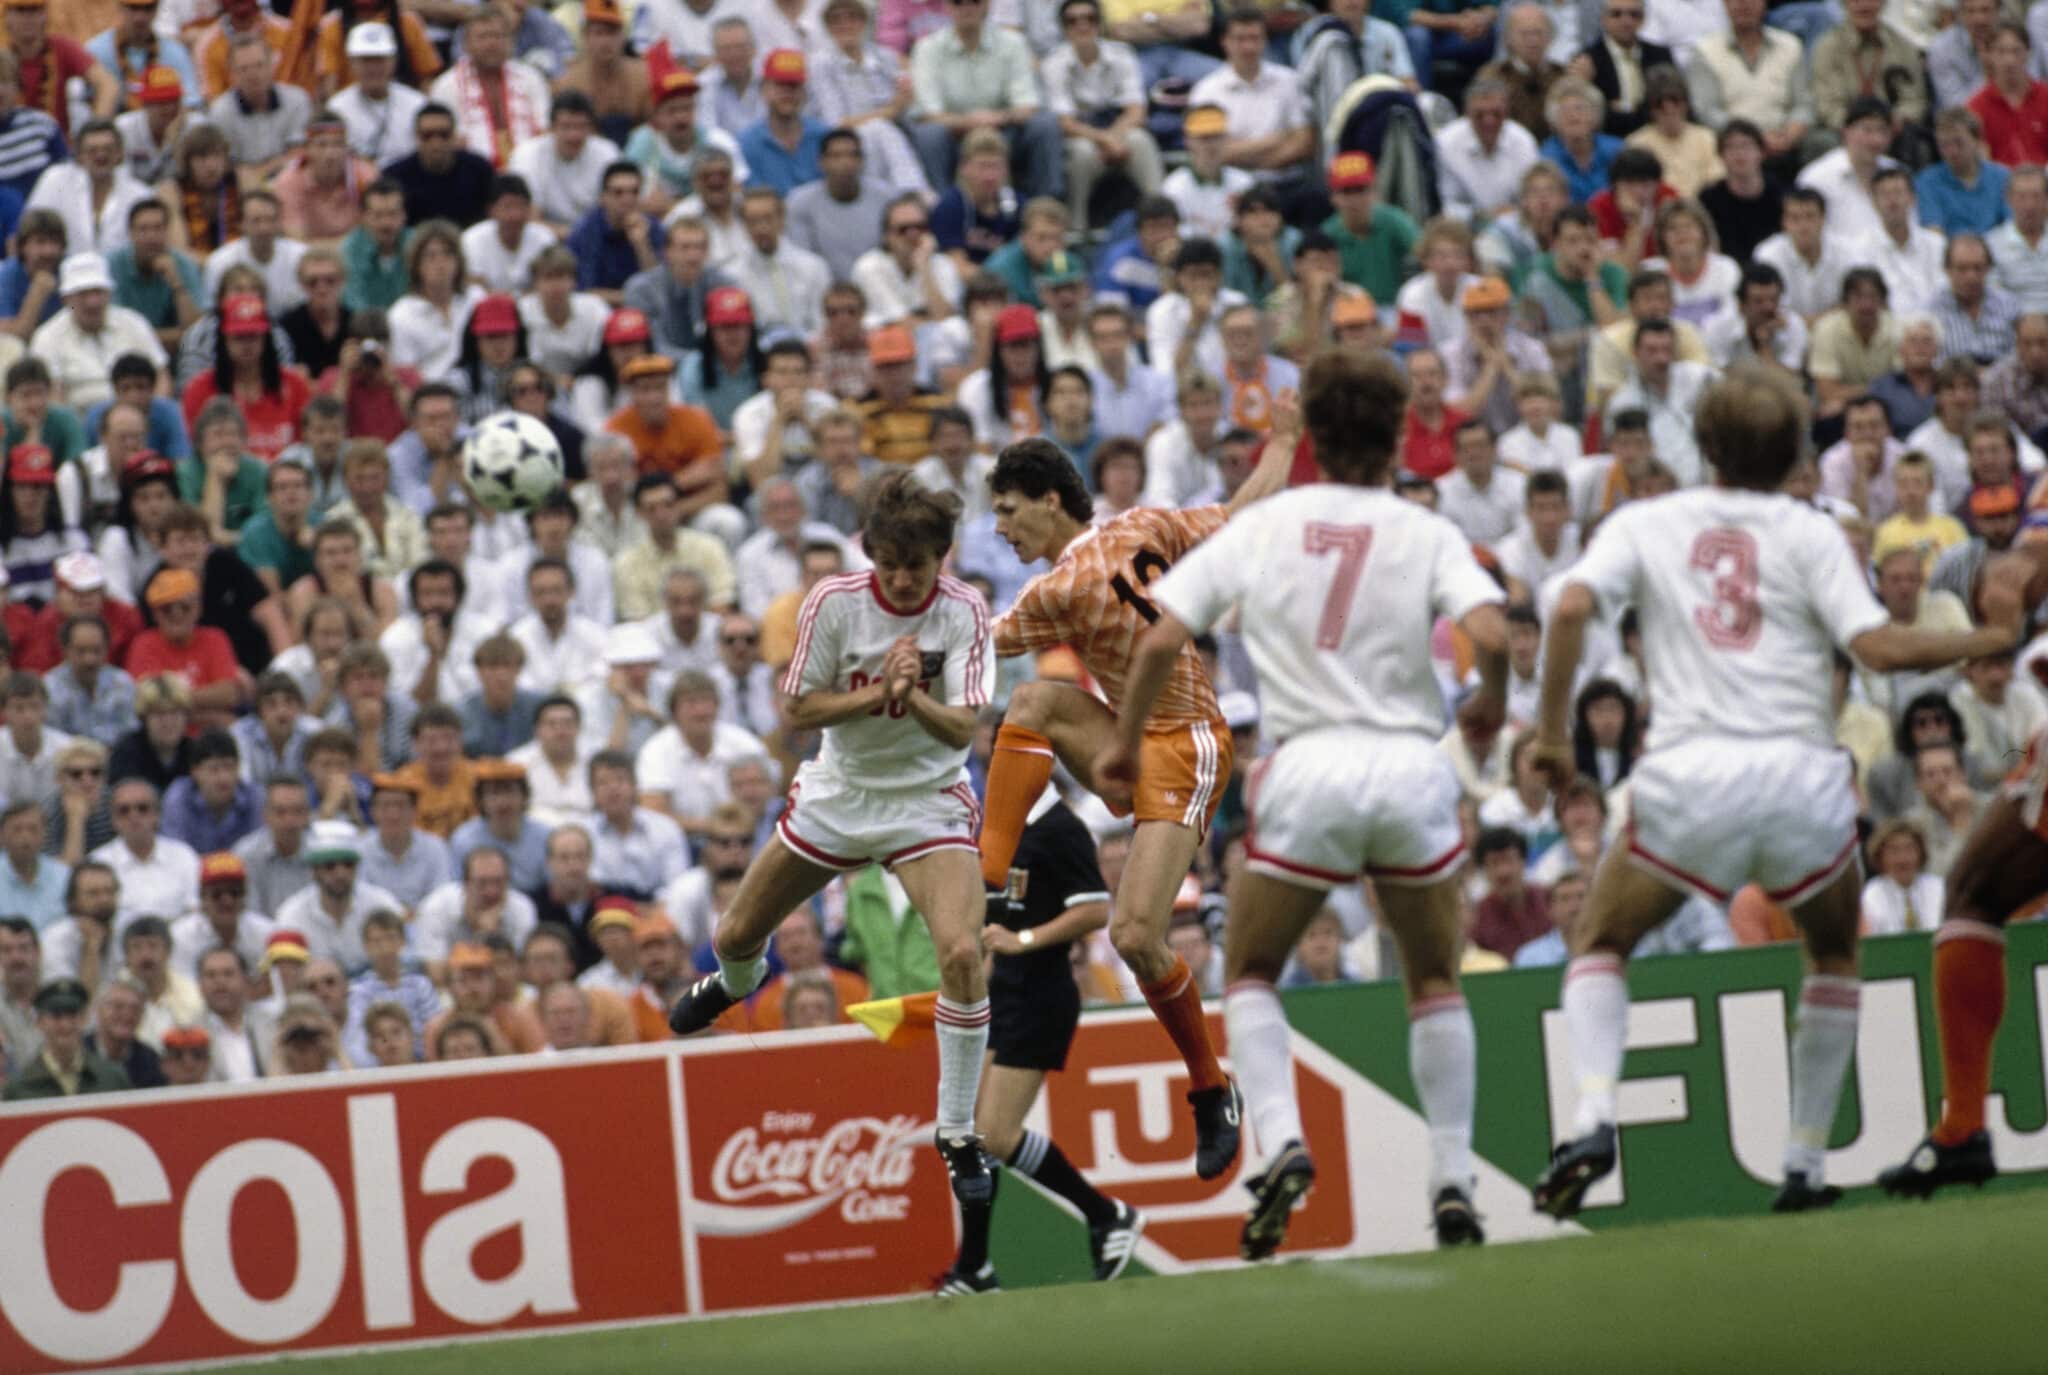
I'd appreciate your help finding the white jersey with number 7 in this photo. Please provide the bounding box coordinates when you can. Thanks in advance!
[1149,486,1506,743]
[1565,488,1891,753]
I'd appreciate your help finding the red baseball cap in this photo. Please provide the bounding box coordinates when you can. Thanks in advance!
[221,292,269,336]
[762,48,806,84]
[1328,151,1375,190]
[602,307,651,346]
[7,444,52,485]
[705,287,754,328]
[134,64,182,105]
[471,294,520,336]
[995,303,1040,344]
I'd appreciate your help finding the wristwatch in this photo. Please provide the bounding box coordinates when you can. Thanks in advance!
[1017,927,1037,948]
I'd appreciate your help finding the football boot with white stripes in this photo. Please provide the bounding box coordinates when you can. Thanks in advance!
[1089,1199,1145,1281]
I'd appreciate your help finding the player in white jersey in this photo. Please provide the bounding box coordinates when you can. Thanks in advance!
[1101,352,1512,1259]
[1529,366,2026,1219]
[666,474,1002,1203]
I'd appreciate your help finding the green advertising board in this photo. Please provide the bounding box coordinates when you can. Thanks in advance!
[986,924,2048,1286]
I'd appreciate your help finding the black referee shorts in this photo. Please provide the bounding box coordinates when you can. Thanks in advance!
[988,972,1082,1072]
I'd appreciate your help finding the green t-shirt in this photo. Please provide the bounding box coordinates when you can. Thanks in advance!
[1526,253,1628,321]
[176,455,270,533]
[235,509,314,586]
[1324,204,1420,306]
[341,226,412,313]
[981,241,1045,311]
[1,408,86,466]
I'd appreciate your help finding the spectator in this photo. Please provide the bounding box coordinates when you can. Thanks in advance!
[1901,742,1983,876]
[384,104,496,232]
[2,977,129,1099]
[160,727,260,852]
[1808,268,1900,423]
[0,796,64,926]
[1469,826,1550,957]
[586,747,689,899]
[427,8,549,169]
[86,975,164,1087]
[1812,0,1925,138]
[34,252,168,411]
[727,187,829,336]
[1041,0,1162,229]
[27,118,150,258]
[1572,0,1670,137]
[1860,818,1943,934]
[1703,260,1807,374]
[1929,0,2000,112]
[354,772,449,912]
[328,24,427,167]
[206,34,310,178]
[1989,165,2048,311]
[908,0,1062,200]
[1794,97,1897,244]
[272,817,400,968]
[1969,21,2048,168]
[1572,678,1638,788]
[44,617,136,743]
[1918,108,2010,239]
[231,774,313,914]
[509,92,620,237]
[1399,347,1467,480]
[413,845,539,973]
[1437,421,1527,544]
[1,210,68,341]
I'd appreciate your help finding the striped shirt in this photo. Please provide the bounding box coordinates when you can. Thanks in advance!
[0,108,63,198]
[996,506,1227,727]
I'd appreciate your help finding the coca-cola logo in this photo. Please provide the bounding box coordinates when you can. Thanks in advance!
[696,1112,925,1235]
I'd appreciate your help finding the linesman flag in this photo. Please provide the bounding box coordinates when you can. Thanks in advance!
[846,990,940,1047]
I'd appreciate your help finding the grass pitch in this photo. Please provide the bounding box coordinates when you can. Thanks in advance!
[260,1189,2041,1374]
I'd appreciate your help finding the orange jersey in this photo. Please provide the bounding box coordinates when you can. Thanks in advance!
[996,505,1227,726]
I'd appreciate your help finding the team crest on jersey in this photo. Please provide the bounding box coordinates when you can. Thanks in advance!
[919,651,945,682]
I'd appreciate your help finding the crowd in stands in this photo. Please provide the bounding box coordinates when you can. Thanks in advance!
[3,0,2045,1095]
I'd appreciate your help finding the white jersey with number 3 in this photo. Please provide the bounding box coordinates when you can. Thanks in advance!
[780,571,995,790]
[1150,486,1505,742]
[1567,489,1890,752]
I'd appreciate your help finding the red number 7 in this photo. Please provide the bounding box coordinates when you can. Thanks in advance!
[1304,523,1372,650]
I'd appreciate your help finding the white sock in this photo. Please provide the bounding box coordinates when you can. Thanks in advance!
[934,996,990,1136]
[1563,954,1628,1138]
[715,950,767,999]
[1410,994,1477,1195]
[1224,980,1304,1166]
[1784,975,1860,1183]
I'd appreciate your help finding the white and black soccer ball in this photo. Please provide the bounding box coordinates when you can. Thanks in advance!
[463,411,565,513]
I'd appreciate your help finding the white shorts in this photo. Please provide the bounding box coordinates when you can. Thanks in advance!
[1626,736,1860,906]
[776,764,983,871]
[1244,730,1465,890]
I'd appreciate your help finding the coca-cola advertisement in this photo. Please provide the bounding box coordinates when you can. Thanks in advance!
[0,1053,686,1375]
[678,1031,958,1312]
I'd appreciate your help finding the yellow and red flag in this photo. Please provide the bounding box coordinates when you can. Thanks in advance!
[846,991,939,1048]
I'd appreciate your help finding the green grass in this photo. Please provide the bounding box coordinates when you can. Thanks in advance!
[257,1191,2041,1374]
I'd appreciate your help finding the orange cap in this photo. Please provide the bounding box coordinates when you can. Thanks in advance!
[1184,106,1228,137]
[200,852,248,888]
[145,566,200,606]
[868,324,916,365]
[584,0,624,25]
[448,943,494,972]
[1461,276,1512,311]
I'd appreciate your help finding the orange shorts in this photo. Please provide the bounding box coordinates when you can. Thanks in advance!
[1109,716,1234,834]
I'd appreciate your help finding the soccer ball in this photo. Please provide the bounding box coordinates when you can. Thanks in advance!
[463,411,565,513]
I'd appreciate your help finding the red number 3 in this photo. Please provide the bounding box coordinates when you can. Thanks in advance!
[1689,528,1761,651]
[1304,523,1373,650]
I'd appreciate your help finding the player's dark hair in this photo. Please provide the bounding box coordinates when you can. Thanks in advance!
[991,438,1094,523]
[409,557,467,607]
[863,470,964,562]
[1527,470,1569,501]
[1506,601,1540,629]
[1302,348,1408,485]
[1694,364,1807,491]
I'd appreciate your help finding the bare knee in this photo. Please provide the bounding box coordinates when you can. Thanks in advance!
[937,932,984,991]
[1003,679,1059,732]
[981,1121,1023,1162]
[1111,921,1170,981]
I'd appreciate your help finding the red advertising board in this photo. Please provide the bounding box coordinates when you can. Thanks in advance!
[0,1052,687,1373]
[675,1033,958,1313]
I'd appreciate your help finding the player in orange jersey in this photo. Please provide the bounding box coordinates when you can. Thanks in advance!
[1880,530,2048,1198]
[978,403,1299,1180]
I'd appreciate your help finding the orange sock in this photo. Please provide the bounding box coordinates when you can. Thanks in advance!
[1141,956,1228,1093]
[979,724,1055,888]
[1932,922,2007,1146]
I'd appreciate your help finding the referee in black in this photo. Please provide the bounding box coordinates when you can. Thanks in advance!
[937,784,1144,1295]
